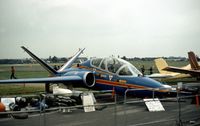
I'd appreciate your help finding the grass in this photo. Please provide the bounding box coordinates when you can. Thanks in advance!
[0,71,49,80]
[0,84,45,96]
[0,64,50,95]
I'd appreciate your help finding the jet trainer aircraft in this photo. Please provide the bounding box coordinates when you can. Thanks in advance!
[163,51,200,78]
[0,46,172,97]
[148,51,200,81]
[147,58,191,79]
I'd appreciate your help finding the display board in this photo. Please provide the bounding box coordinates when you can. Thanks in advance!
[144,98,165,112]
[82,93,96,112]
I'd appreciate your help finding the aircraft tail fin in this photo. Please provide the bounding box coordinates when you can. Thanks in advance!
[58,48,85,72]
[154,58,173,74]
[188,51,200,70]
[21,46,58,76]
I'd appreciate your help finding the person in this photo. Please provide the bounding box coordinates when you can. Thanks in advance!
[57,65,60,70]
[54,65,58,71]
[141,65,145,76]
[10,66,17,79]
[149,66,153,75]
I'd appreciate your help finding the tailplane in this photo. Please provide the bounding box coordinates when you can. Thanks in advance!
[21,46,58,76]
[188,51,200,70]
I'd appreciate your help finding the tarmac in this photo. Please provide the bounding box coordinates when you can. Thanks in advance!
[0,96,200,126]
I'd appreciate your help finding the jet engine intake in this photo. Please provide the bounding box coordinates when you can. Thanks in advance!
[83,72,95,88]
[63,70,95,88]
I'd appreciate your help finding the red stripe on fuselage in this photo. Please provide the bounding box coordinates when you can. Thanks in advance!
[96,79,145,89]
[96,79,168,92]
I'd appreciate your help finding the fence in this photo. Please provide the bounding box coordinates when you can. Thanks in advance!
[0,89,200,126]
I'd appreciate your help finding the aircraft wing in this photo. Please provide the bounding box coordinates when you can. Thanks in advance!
[163,66,200,76]
[0,76,82,84]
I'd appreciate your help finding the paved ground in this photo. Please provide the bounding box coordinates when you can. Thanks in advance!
[0,97,200,126]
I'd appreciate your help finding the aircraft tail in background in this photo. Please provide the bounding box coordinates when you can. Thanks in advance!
[161,51,200,77]
[188,51,200,70]
[154,58,174,74]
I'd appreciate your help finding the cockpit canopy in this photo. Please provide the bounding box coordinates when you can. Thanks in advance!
[91,57,142,77]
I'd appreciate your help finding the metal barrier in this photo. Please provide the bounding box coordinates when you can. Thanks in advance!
[123,88,160,126]
[0,89,200,126]
[123,87,200,126]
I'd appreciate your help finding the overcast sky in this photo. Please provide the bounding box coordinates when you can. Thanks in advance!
[0,0,200,59]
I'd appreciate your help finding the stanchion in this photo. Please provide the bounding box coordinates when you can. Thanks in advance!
[176,86,183,126]
[196,94,199,108]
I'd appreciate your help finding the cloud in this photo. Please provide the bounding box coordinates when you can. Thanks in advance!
[0,0,200,58]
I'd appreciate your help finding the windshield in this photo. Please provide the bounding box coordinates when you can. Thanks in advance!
[118,66,132,76]
[129,65,142,76]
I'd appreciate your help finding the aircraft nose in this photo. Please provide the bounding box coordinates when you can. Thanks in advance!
[163,84,172,89]
[138,77,172,91]
[161,84,172,91]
